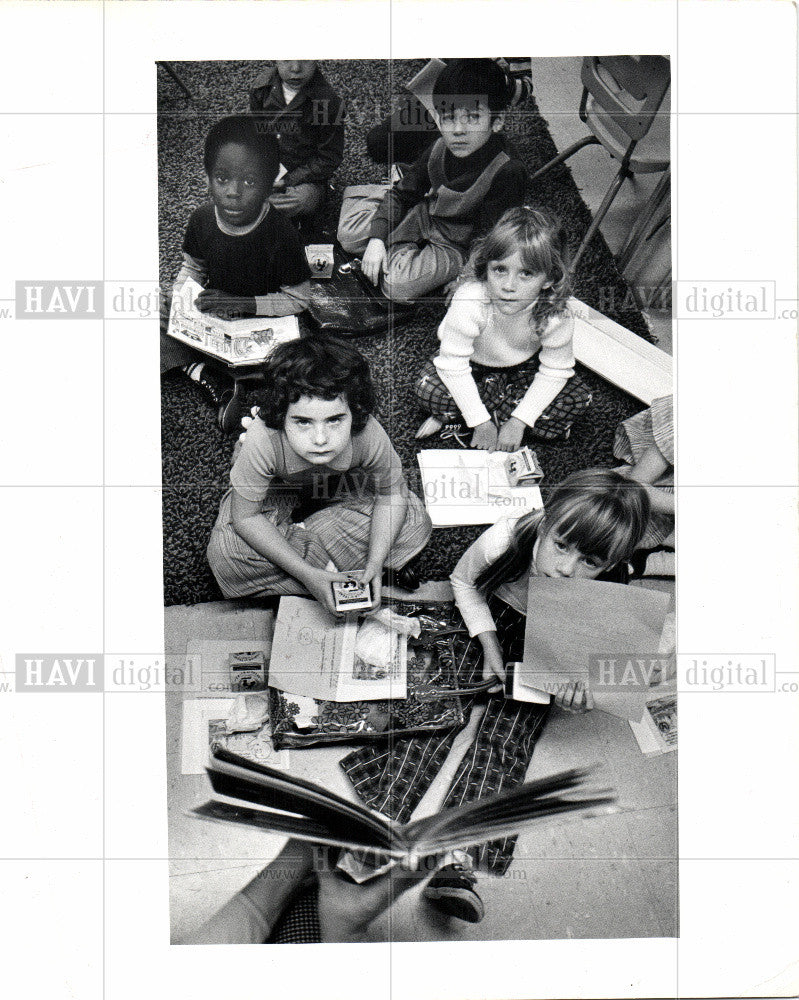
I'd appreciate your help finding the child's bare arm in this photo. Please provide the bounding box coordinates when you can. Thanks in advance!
[355,490,409,606]
[619,444,674,517]
[477,630,505,689]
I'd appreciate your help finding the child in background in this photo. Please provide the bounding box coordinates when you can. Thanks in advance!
[365,57,534,166]
[415,206,592,448]
[249,60,344,221]
[207,338,432,610]
[161,116,311,428]
[337,59,528,303]
[340,469,650,923]
[613,394,675,575]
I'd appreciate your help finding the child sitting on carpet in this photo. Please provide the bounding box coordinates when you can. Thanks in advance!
[613,394,675,577]
[337,58,528,303]
[249,60,344,221]
[340,469,650,923]
[207,337,432,611]
[160,115,311,429]
[414,205,592,448]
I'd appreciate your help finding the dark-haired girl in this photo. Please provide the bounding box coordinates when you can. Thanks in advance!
[207,338,432,612]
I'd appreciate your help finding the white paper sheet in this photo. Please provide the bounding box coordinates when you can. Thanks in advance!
[417,449,543,526]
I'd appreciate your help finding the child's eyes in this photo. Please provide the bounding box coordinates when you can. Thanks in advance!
[490,264,506,274]
[468,112,482,123]
[553,538,568,552]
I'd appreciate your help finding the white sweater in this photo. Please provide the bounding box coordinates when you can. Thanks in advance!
[434,281,575,428]
[450,517,532,636]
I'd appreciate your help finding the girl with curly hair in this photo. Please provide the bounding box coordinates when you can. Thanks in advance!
[208,337,431,611]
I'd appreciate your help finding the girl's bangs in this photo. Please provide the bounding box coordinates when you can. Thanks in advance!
[548,503,635,566]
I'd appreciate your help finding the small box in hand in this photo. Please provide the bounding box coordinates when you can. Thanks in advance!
[305,244,335,280]
[331,577,374,612]
[505,446,544,487]
[228,650,267,692]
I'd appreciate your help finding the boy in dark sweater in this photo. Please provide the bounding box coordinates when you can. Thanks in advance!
[337,59,528,303]
[161,116,311,429]
[249,60,344,220]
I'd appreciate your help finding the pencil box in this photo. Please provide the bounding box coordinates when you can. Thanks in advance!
[268,600,481,749]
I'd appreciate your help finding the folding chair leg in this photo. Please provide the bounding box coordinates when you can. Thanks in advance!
[617,168,671,273]
[530,134,599,182]
[570,165,628,273]
[157,61,193,100]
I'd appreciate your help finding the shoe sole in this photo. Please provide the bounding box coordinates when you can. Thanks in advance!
[423,886,485,923]
[217,393,241,435]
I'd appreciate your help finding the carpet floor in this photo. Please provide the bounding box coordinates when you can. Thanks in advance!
[159,60,653,608]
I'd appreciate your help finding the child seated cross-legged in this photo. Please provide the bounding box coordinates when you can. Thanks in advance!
[415,206,592,448]
[340,469,650,923]
[337,59,528,304]
[207,338,432,612]
[160,115,312,429]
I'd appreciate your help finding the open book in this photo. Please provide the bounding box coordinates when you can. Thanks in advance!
[192,746,615,864]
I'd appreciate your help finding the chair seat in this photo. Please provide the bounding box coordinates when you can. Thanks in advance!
[586,95,670,172]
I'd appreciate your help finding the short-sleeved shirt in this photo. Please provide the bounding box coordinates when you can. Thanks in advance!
[183,203,311,298]
[231,415,407,506]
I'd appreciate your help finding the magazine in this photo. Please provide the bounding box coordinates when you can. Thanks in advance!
[167,278,300,367]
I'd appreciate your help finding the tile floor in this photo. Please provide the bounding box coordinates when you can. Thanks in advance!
[167,583,676,944]
[533,57,673,355]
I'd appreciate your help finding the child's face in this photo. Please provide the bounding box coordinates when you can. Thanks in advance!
[534,527,608,581]
[284,395,353,465]
[208,142,271,227]
[276,61,317,90]
[436,99,504,159]
[485,250,551,315]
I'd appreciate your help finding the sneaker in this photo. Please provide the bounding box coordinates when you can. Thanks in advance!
[382,564,421,593]
[218,390,243,435]
[415,416,443,439]
[424,862,484,923]
[186,363,232,409]
[439,422,471,449]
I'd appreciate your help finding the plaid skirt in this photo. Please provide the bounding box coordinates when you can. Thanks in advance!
[340,598,550,876]
[414,359,593,441]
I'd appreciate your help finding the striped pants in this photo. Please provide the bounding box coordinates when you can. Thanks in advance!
[341,599,550,875]
[415,359,593,441]
[207,487,432,600]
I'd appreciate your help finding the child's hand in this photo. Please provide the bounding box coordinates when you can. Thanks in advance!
[269,188,302,213]
[353,562,382,610]
[553,680,594,714]
[361,239,387,286]
[238,406,260,444]
[302,567,362,616]
[195,289,256,319]
[496,417,526,453]
[471,420,498,452]
[478,631,506,692]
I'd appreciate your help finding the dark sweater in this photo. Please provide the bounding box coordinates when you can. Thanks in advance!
[369,134,528,243]
[249,66,344,187]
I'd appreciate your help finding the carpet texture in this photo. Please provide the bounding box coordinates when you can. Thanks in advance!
[159,60,653,608]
